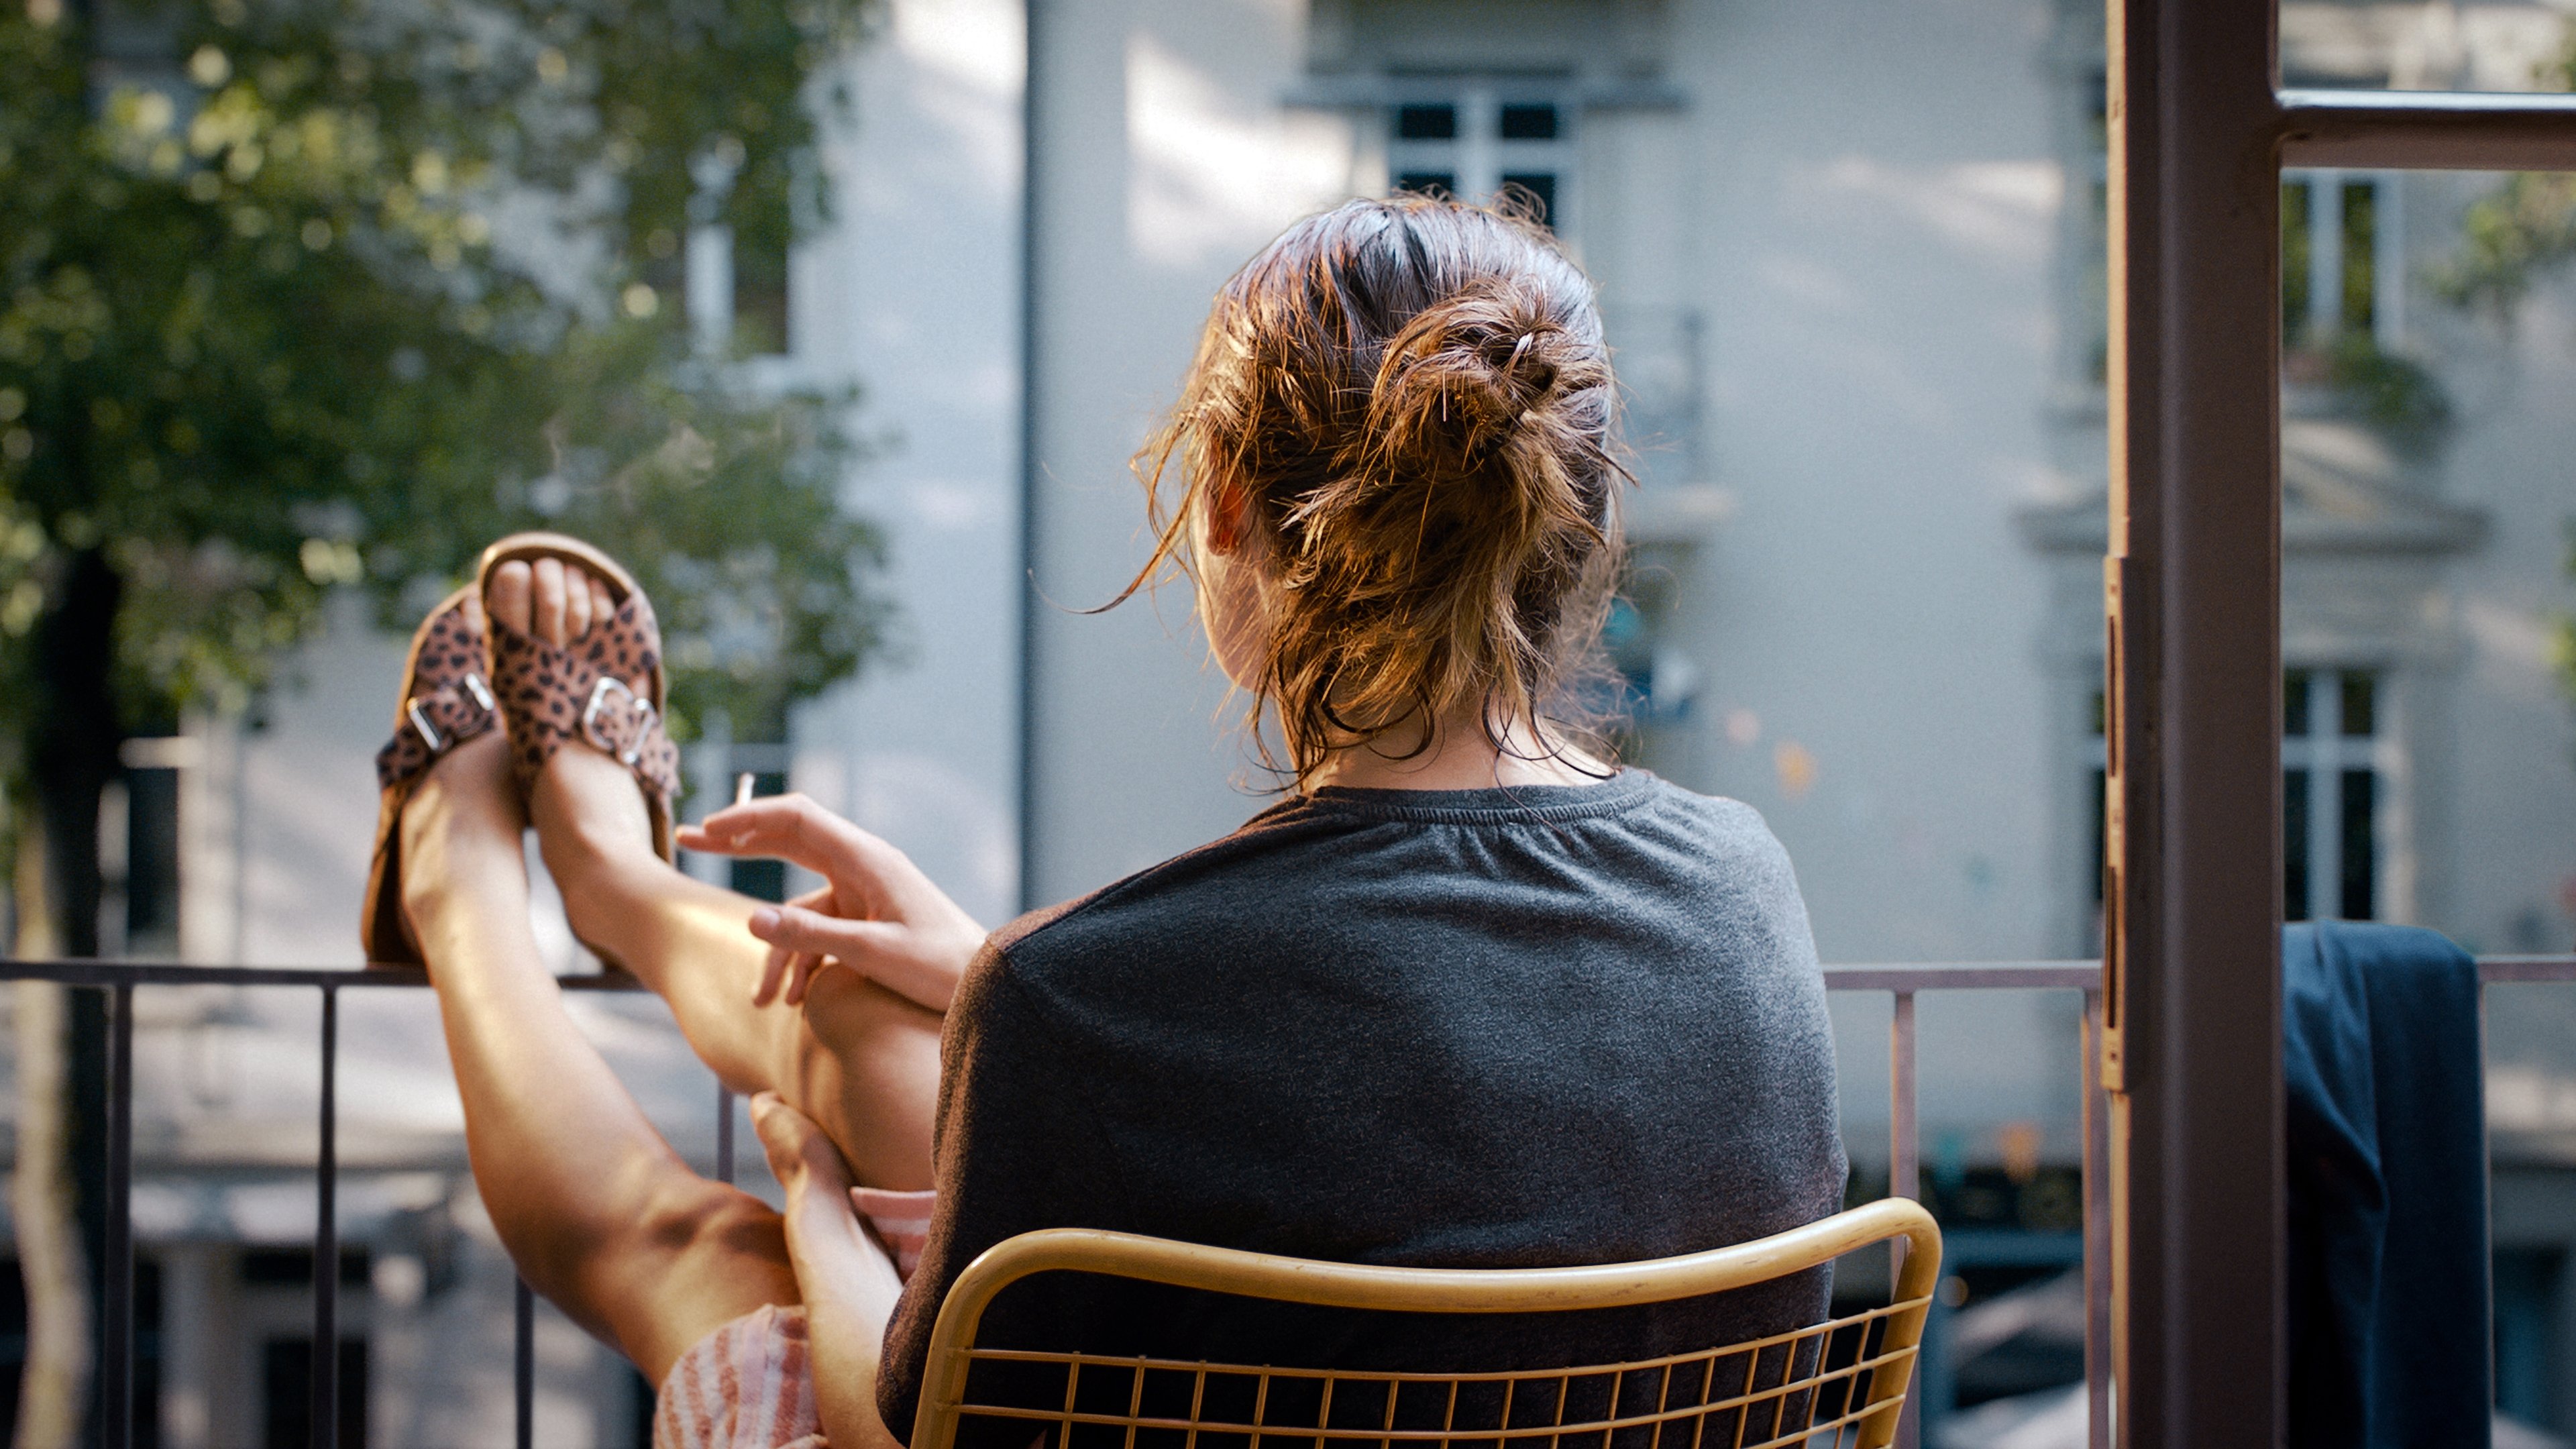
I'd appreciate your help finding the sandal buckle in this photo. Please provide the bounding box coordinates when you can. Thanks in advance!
[406,700,443,753]
[581,676,659,767]
[406,674,495,758]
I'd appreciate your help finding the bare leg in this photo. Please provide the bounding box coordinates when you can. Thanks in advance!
[401,732,798,1383]
[492,559,944,1191]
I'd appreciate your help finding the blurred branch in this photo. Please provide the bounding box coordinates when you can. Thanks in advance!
[2430,40,2576,313]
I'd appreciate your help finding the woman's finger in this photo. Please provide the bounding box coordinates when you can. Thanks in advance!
[753,943,794,1008]
[747,902,899,965]
[783,953,817,1008]
[687,793,857,854]
[749,1091,849,1189]
[787,952,826,1008]
[686,794,883,885]
[748,1090,800,1179]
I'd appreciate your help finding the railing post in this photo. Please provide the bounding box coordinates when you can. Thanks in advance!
[516,1276,536,1449]
[717,1084,736,1186]
[313,983,339,1449]
[1889,989,1921,1449]
[101,982,135,1449]
[1889,991,1919,1205]
[2083,989,2112,1449]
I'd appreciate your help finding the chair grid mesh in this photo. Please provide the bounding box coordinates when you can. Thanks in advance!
[939,1293,1930,1449]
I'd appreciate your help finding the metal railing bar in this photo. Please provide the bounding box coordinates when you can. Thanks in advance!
[1887,993,1919,1207]
[2472,955,2576,983]
[1827,956,2576,989]
[103,983,135,1449]
[717,1085,737,1186]
[515,1277,536,1449]
[6,955,2566,990]
[2080,991,2111,1449]
[1823,963,2100,992]
[2278,88,2576,170]
[313,983,339,1449]
[0,958,642,989]
[1886,990,1918,1449]
[15,947,2562,1449]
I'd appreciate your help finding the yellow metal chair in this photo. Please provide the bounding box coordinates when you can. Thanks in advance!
[911,1197,1941,1449]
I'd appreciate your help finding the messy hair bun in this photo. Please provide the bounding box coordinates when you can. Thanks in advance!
[1128,193,1627,786]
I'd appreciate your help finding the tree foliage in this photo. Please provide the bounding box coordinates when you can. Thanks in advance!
[0,0,888,822]
[2434,171,2576,318]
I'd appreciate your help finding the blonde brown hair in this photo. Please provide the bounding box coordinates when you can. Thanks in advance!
[1126,193,1628,787]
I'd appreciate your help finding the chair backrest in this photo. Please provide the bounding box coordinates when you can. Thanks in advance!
[910,1197,1941,1449]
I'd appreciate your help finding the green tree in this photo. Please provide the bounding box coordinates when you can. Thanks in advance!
[2,0,884,1431]
[2,0,888,785]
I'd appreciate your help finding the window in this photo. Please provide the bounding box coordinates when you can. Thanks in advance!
[2057,74,2409,384]
[635,145,794,358]
[2282,668,2381,923]
[730,768,791,902]
[686,207,792,358]
[97,748,182,957]
[1388,87,1572,230]
[2281,170,2403,354]
[2085,668,2386,934]
[262,1336,367,1449]
[249,1248,370,1448]
[722,179,792,358]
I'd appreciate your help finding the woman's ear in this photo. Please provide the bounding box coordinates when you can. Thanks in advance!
[1203,481,1252,557]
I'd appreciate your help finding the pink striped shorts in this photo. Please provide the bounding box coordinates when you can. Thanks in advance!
[653,1188,937,1449]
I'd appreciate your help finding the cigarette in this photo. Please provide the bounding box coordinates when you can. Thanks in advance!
[733,772,756,808]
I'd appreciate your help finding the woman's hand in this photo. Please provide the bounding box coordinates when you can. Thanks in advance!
[678,794,986,1015]
[752,1091,875,1233]
[750,1092,908,1449]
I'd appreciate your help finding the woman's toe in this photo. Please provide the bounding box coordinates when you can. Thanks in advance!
[564,565,594,641]
[533,557,569,645]
[489,559,533,637]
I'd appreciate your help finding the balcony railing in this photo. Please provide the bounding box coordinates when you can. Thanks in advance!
[3,951,2570,1449]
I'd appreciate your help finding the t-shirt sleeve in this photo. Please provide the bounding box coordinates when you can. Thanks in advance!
[876,948,1115,1442]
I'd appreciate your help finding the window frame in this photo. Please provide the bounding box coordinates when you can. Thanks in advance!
[1383,80,1576,233]
[2104,5,2576,1442]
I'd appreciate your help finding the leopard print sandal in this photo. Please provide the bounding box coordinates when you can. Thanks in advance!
[361,588,502,965]
[475,532,682,865]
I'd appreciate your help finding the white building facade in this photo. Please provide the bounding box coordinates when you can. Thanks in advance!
[118,0,2576,1440]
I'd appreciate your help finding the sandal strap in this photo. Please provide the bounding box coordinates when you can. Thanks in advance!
[374,672,499,790]
[489,595,682,806]
[373,579,502,797]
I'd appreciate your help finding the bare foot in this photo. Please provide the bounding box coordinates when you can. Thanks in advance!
[398,733,533,951]
[486,555,614,655]
[485,556,665,925]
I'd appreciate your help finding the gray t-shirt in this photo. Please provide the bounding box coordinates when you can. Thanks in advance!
[878,770,1848,1442]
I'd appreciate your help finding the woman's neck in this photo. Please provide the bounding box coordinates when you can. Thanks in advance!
[1302,708,1613,794]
